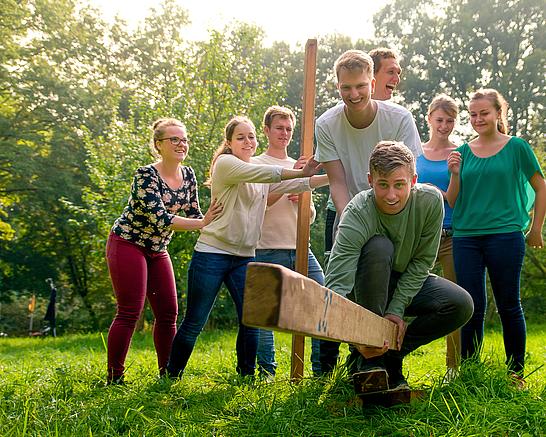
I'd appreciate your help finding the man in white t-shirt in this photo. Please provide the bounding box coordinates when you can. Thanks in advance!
[251,106,328,379]
[323,47,406,256]
[315,49,422,374]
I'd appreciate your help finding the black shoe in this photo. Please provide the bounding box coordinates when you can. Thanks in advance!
[106,375,125,386]
[389,374,409,391]
[384,352,408,390]
[346,347,386,376]
[258,371,275,383]
[165,366,183,379]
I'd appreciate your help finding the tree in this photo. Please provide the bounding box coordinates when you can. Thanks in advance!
[373,0,545,142]
[0,0,126,329]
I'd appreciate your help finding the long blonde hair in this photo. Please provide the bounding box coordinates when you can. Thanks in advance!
[206,116,256,185]
[469,88,509,134]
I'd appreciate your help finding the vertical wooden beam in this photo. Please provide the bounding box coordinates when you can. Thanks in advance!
[291,38,318,382]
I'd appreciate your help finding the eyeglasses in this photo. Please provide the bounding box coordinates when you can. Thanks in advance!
[157,137,189,146]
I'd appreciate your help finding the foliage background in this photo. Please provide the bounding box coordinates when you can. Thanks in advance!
[0,0,544,335]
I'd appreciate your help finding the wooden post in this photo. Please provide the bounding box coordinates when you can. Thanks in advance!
[446,330,461,369]
[291,38,318,381]
[243,263,398,348]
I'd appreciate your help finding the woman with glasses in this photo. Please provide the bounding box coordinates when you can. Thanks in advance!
[166,115,327,379]
[106,118,222,384]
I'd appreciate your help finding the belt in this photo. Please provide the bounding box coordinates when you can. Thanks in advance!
[441,228,453,237]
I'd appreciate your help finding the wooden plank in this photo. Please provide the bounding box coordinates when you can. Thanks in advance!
[243,262,399,349]
[292,38,318,381]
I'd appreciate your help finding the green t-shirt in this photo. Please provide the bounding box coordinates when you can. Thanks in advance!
[452,137,543,237]
[325,184,443,318]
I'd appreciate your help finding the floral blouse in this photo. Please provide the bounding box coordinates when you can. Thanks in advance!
[112,165,203,252]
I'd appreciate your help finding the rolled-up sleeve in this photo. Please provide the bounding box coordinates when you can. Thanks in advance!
[325,200,372,296]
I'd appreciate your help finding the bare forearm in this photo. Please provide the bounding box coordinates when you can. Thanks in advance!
[281,168,304,180]
[530,175,546,233]
[309,174,329,189]
[331,184,351,213]
[169,216,205,231]
[446,173,459,208]
[323,160,350,213]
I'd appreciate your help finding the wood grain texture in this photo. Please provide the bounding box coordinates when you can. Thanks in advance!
[292,38,318,381]
[243,262,399,349]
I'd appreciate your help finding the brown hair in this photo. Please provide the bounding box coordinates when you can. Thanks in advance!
[369,141,415,177]
[334,50,374,82]
[368,47,399,74]
[149,118,186,158]
[206,116,256,184]
[469,88,509,134]
[428,94,459,119]
[263,105,296,129]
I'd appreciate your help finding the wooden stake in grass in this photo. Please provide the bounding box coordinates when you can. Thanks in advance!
[291,38,318,382]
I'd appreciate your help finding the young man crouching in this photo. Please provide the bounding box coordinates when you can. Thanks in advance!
[322,141,473,389]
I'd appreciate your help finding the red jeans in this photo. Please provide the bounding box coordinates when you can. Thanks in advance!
[106,233,178,379]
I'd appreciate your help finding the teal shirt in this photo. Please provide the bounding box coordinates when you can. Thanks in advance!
[325,184,444,318]
[452,137,543,237]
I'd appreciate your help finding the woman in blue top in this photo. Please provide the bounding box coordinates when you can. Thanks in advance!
[416,94,460,372]
[447,89,546,384]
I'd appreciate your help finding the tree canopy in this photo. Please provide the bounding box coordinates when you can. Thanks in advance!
[1,0,544,334]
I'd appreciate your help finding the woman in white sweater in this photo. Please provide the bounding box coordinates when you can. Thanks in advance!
[166,116,326,378]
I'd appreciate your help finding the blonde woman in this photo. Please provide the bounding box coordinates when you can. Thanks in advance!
[106,118,221,384]
[416,94,460,372]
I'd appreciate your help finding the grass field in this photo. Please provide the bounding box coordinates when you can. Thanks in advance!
[1,325,545,436]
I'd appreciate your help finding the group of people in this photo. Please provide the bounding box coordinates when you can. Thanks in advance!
[105,47,545,389]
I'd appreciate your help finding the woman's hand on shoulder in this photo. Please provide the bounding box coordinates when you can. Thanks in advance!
[202,198,223,227]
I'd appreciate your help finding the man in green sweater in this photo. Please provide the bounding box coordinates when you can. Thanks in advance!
[324,141,473,389]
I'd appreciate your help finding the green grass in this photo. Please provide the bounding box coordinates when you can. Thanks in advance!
[0,325,545,436]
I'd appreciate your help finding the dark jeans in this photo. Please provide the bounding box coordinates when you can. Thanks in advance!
[254,249,324,376]
[167,251,259,377]
[324,208,337,254]
[320,236,474,373]
[453,232,526,374]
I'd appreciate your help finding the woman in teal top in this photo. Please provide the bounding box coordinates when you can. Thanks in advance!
[447,89,546,385]
[416,94,460,373]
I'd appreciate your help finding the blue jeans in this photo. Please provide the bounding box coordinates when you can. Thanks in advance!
[453,232,526,374]
[254,249,324,376]
[166,251,259,377]
[320,236,473,374]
